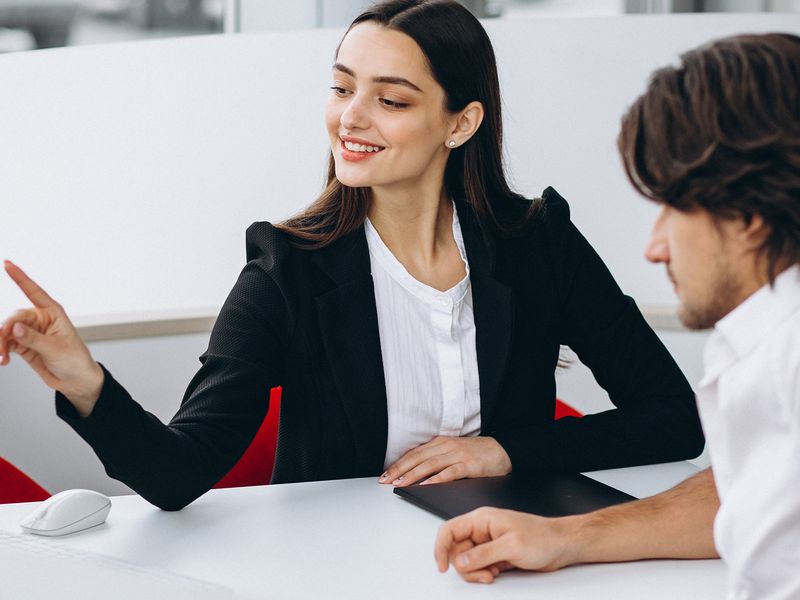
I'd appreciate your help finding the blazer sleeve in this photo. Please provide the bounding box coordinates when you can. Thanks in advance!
[492,190,705,475]
[56,227,292,511]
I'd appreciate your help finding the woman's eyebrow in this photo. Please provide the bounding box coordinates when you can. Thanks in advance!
[332,62,422,92]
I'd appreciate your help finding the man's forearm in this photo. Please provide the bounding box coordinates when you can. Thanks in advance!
[566,468,720,565]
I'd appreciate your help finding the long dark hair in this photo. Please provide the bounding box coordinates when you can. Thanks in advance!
[278,0,533,248]
[618,32,800,282]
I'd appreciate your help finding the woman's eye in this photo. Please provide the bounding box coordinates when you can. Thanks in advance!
[330,86,349,96]
[380,98,409,109]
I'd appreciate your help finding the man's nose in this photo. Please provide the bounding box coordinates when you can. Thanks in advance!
[645,208,669,264]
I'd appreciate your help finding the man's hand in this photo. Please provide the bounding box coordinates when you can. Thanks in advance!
[379,436,511,487]
[434,469,720,584]
[434,507,580,583]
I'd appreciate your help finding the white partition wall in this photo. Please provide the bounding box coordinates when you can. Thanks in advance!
[2,14,798,320]
[1,14,797,493]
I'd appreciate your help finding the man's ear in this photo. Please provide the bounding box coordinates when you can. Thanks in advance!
[447,101,484,147]
[742,214,771,250]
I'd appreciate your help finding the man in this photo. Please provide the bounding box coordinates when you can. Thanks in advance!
[434,32,800,599]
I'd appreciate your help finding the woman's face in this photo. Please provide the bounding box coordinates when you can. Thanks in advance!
[325,22,456,195]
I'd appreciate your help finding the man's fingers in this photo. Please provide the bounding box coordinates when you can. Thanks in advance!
[495,560,514,572]
[453,538,508,574]
[3,261,60,310]
[435,515,479,571]
[435,510,496,559]
[459,568,496,584]
[437,539,474,573]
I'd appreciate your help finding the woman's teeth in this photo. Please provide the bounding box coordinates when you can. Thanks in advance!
[344,141,382,153]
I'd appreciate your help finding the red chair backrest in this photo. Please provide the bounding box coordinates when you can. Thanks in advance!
[214,391,576,489]
[555,398,583,420]
[0,457,50,504]
[214,386,282,489]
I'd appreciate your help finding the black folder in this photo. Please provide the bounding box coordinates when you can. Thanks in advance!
[393,473,636,520]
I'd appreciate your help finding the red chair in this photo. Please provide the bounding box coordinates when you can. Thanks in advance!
[0,457,50,503]
[214,391,578,489]
[555,398,583,420]
[214,386,282,489]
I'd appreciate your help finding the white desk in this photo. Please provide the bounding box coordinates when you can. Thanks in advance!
[0,462,726,599]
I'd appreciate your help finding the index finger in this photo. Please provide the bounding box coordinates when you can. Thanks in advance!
[435,514,482,571]
[3,261,58,309]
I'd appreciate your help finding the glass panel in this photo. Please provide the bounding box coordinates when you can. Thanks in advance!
[234,0,799,35]
[0,0,224,53]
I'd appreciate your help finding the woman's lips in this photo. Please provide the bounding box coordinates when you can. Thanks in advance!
[339,139,385,162]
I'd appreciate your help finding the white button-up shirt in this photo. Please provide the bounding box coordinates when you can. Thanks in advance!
[365,207,481,469]
[696,265,800,600]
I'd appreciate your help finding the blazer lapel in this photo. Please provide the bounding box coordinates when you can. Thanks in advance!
[455,200,515,431]
[311,229,388,474]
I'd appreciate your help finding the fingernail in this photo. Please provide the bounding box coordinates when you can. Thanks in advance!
[379,473,388,482]
[392,476,404,485]
[419,479,430,486]
[457,555,469,567]
[13,323,24,338]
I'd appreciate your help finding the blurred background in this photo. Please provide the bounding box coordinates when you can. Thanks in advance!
[0,0,224,52]
[1,0,798,53]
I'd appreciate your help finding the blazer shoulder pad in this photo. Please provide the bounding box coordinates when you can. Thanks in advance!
[532,186,578,261]
[540,186,571,224]
[245,222,292,272]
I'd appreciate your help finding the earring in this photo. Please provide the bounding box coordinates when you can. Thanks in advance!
[448,139,456,148]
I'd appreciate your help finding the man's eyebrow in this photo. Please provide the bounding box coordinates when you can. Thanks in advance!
[332,62,423,92]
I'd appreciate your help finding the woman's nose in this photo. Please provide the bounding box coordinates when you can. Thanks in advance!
[340,94,369,131]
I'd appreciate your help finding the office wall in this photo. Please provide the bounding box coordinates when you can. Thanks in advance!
[2,13,795,493]
[2,14,798,321]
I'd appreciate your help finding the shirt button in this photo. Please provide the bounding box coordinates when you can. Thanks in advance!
[440,297,450,306]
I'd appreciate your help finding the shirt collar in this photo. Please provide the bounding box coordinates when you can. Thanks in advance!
[364,201,471,305]
[701,265,800,385]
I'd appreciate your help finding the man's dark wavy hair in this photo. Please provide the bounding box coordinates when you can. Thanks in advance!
[619,33,800,282]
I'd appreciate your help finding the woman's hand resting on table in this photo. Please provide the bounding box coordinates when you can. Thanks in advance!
[379,435,512,487]
[0,260,104,417]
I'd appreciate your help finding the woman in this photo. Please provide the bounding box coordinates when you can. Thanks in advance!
[0,0,703,511]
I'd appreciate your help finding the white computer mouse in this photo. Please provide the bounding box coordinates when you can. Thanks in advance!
[20,488,111,537]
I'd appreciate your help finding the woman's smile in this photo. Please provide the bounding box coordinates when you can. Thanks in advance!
[339,135,386,161]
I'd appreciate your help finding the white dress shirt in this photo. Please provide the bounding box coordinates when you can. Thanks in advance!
[365,207,481,469]
[696,265,800,600]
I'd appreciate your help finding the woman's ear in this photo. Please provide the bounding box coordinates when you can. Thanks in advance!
[445,101,484,148]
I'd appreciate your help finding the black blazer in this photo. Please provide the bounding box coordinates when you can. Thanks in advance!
[59,188,703,510]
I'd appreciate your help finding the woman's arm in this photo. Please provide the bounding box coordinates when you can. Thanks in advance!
[57,262,290,510]
[1,260,288,511]
[494,191,704,474]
